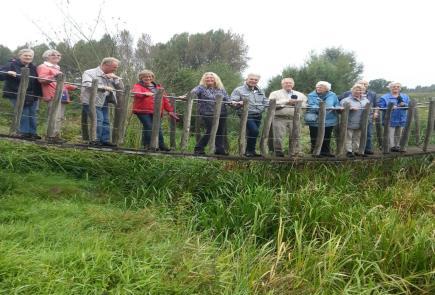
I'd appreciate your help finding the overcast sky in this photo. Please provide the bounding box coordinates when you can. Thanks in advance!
[1,0,434,89]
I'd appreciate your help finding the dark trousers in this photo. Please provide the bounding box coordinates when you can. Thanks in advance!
[136,113,165,148]
[246,114,262,153]
[309,126,334,154]
[365,121,373,152]
[195,115,226,153]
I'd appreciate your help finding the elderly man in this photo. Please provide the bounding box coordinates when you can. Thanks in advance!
[340,80,377,154]
[269,77,307,157]
[80,57,123,146]
[231,73,268,157]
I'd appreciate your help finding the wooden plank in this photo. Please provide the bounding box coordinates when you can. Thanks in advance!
[169,97,176,149]
[382,103,394,154]
[289,101,302,156]
[88,79,99,142]
[358,103,371,155]
[238,97,249,156]
[9,67,30,135]
[180,92,194,152]
[195,100,201,144]
[313,101,326,156]
[150,89,164,150]
[46,73,65,138]
[336,102,350,157]
[423,100,435,152]
[207,94,223,154]
[112,85,130,145]
[414,107,420,145]
[399,99,416,152]
[260,99,276,157]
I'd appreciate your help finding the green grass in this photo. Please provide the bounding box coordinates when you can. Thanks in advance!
[0,138,434,294]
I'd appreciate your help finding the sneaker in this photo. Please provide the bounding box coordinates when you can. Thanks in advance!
[346,152,355,158]
[89,141,102,146]
[101,142,117,147]
[390,147,400,152]
[364,150,374,155]
[275,151,285,157]
[30,134,42,140]
[158,146,171,152]
[214,150,229,156]
[245,151,262,157]
[194,149,206,155]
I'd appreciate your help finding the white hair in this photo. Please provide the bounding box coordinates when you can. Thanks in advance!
[316,81,331,91]
[17,48,34,57]
[388,82,402,89]
[246,73,261,79]
[42,49,61,61]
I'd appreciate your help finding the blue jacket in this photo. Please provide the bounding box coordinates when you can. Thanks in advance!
[306,91,340,127]
[377,92,410,127]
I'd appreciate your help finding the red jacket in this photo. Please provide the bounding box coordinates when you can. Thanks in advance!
[37,62,76,103]
[132,82,173,115]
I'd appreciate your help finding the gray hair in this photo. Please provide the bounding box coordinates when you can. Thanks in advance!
[101,57,120,66]
[17,48,34,57]
[42,49,61,61]
[316,81,331,91]
[246,73,261,80]
[388,82,401,89]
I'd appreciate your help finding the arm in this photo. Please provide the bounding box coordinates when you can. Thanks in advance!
[36,65,55,84]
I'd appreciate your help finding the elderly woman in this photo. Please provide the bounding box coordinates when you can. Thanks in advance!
[0,48,42,139]
[191,72,229,155]
[37,49,77,143]
[132,70,177,151]
[377,82,410,152]
[304,81,340,157]
[340,84,370,157]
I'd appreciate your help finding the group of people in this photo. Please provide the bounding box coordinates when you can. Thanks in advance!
[0,50,411,157]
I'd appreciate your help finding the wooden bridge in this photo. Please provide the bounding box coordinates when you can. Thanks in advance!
[1,67,434,162]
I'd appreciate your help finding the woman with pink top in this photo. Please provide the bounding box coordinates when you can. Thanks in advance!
[37,49,77,143]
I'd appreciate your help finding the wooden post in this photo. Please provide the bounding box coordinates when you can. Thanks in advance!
[382,103,394,154]
[399,100,416,152]
[46,73,65,138]
[169,97,177,149]
[358,103,371,155]
[180,92,194,152]
[9,67,30,135]
[289,101,302,156]
[313,101,326,156]
[336,103,350,157]
[112,85,130,145]
[150,89,164,150]
[88,79,98,142]
[238,97,249,156]
[260,99,276,157]
[195,100,201,144]
[413,106,420,145]
[207,94,223,154]
[374,109,383,150]
[423,99,435,152]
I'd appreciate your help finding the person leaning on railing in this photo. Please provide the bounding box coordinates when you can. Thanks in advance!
[304,81,340,157]
[191,72,229,156]
[269,77,307,157]
[132,70,178,151]
[0,48,42,139]
[230,73,269,157]
[80,57,123,147]
[37,49,77,144]
[340,84,370,157]
[378,82,410,152]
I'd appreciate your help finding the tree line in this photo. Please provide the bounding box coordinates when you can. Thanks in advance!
[0,29,424,95]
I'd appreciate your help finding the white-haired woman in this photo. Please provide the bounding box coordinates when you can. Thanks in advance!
[0,49,42,139]
[37,49,77,143]
[304,81,340,157]
[377,82,410,152]
[191,72,229,155]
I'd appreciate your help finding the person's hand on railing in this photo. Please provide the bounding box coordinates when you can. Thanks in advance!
[168,112,180,121]
[7,71,17,77]
[229,101,243,107]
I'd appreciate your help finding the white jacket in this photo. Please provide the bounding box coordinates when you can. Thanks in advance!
[269,89,307,117]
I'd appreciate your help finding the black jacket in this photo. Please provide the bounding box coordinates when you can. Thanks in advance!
[0,59,42,105]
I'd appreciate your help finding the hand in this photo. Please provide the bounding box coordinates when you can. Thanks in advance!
[373,112,379,119]
[169,112,179,121]
[103,86,114,92]
[7,71,17,77]
[143,92,154,96]
[104,73,120,80]
[179,95,187,100]
[230,101,243,106]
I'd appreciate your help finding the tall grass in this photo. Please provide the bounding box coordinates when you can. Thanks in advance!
[0,140,434,294]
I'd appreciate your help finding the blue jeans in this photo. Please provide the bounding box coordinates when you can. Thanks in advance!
[10,99,39,135]
[82,102,111,143]
[365,121,373,152]
[136,113,165,148]
[246,114,262,153]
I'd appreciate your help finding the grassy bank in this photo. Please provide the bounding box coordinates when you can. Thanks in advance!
[0,140,434,294]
